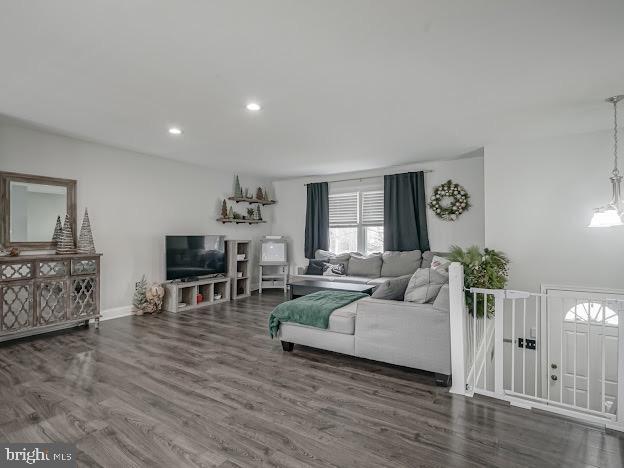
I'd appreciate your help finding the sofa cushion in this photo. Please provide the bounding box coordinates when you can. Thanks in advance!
[348,253,382,277]
[371,274,412,300]
[404,268,449,303]
[421,251,450,269]
[380,250,422,277]
[433,284,450,313]
[328,301,358,334]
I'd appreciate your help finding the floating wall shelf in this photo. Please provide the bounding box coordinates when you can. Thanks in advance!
[227,196,276,206]
[217,218,266,225]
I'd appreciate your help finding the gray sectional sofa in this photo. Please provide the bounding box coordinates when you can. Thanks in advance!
[283,249,453,386]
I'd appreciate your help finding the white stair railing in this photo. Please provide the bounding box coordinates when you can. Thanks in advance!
[448,262,624,432]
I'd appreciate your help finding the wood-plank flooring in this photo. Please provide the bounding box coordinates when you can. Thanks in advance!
[0,291,623,467]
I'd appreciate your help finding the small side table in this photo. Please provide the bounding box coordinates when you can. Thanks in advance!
[258,263,288,294]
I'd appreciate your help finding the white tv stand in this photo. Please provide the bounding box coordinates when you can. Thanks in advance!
[163,276,231,313]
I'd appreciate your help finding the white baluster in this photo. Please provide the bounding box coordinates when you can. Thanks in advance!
[511,298,516,393]
[535,295,539,398]
[523,298,527,395]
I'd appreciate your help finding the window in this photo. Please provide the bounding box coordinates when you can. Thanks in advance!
[329,190,384,254]
[564,302,619,326]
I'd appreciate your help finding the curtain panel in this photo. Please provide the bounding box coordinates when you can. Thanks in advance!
[304,182,329,259]
[383,172,430,252]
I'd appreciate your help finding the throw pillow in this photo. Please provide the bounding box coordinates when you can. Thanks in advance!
[322,263,346,276]
[347,253,382,277]
[421,251,449,269]
[380,250,422,277]
[404,268,449,304]
[432,284,450,313]
[431,255,451,272]
[371,274,412,300]
[314,250,351,271]
[305,259,326,275]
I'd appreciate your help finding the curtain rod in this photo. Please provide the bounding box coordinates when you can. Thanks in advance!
[303,170,433,186]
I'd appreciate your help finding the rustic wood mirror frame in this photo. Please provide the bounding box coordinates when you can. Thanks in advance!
[0,171,77,251]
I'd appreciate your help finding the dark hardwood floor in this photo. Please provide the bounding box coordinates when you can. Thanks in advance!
[0,291,623,467]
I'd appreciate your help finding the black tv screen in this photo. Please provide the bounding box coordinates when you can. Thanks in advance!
[166,235,226,281]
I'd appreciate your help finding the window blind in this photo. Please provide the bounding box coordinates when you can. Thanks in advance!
[361,190,384,225]
[329,192,359,226]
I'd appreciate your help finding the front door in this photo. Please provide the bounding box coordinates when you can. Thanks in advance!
[542,287,620,414]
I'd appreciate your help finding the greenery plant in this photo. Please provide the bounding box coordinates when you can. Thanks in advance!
[448,245,509,317]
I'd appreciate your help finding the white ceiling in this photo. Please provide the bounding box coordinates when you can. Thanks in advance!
[1,1,623,178]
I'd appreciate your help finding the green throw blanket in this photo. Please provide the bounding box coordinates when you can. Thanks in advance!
[269,290,367,338]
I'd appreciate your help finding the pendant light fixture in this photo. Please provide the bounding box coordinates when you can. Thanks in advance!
[588,95,624,228]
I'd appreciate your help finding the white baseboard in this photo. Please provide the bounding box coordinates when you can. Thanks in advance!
[100,305,133,321]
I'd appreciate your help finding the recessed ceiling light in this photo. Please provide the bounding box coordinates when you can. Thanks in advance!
[246,102,261,111]
[168,127,182,135]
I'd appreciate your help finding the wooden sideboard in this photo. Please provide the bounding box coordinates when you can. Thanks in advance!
[0,253,101,342]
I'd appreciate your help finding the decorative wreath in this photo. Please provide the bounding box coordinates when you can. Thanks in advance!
[428,180,471,221]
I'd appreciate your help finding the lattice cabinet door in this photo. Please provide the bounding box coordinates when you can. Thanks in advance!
[70,276,97,318]
[1,283,34,332]
[36,280,68,325]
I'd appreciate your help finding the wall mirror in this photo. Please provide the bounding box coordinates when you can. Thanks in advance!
[0,171,76,250]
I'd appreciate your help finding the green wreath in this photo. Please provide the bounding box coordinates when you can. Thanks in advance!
[428,180,471,221]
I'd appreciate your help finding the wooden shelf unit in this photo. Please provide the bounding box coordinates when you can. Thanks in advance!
[163,276,230,313]
[227,240,251,300]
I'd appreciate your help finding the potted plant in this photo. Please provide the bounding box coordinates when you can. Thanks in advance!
[448,245,509,317]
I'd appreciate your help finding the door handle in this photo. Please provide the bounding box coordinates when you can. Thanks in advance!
[551,374,558,381]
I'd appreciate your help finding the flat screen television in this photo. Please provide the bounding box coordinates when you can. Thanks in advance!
[165,235,226,281]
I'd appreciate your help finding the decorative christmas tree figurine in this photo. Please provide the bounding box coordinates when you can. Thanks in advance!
[234,175,242,197]
[255,204,262,221]
[51,215,62,243]
[227,206,234,219]
[255,187,264,200]
[77,208,96,253]
[221,199,228,218]
[132,275,148,315]
[244,188,250,199]
[56,214,75,254]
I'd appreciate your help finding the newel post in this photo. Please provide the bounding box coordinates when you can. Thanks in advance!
[449,262,468,395]
[494,291,505,398]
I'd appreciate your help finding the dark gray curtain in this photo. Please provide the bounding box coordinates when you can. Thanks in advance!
[304,182,329,259]
[384,172,430,252]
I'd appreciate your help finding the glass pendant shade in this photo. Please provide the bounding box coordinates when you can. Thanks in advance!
[588,95,624,228]
[588,206,623,228]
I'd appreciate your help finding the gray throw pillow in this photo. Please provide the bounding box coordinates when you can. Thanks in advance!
[380,250,422,277]
[433,284,450,313]
[371,274,412,300]
[421,251,450,269]
[404,268,449,304]
[347,253,382,278]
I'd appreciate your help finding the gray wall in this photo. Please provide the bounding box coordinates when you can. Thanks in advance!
[271,150,485,271]
[0,121,273,311]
